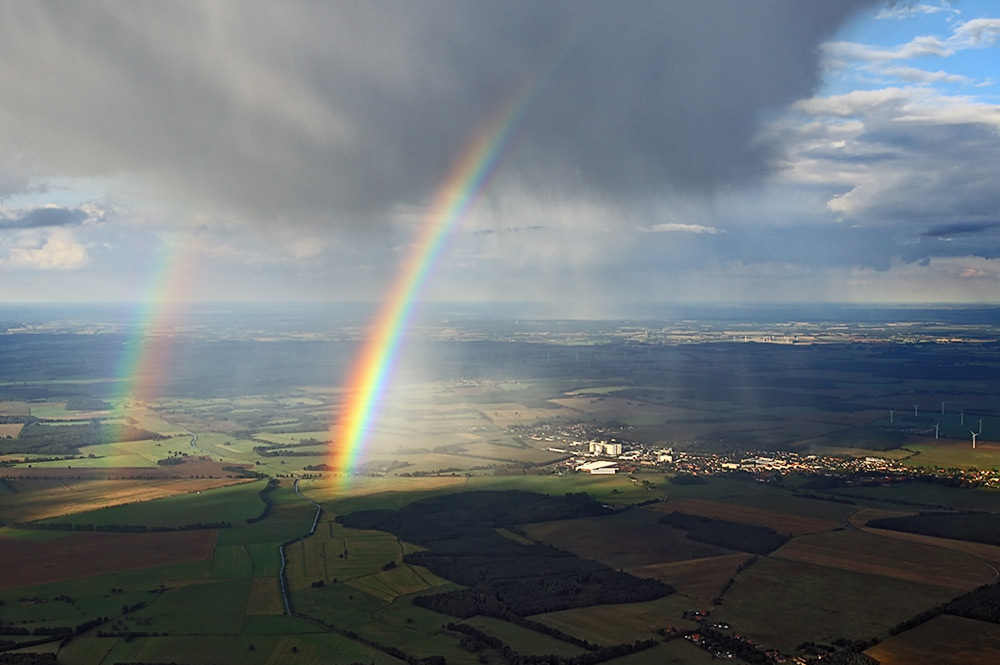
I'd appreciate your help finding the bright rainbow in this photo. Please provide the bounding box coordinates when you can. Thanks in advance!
[113,233,192,410]
[328,28,584,476]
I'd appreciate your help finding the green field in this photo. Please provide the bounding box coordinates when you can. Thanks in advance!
[5,323,1000,665]
[712,557,963,653]
[533,595,698,645]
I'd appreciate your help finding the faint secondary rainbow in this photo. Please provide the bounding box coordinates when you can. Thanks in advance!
[328,29,585,476]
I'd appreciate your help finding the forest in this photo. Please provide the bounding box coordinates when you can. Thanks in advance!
[339,490,673,617]
[658,511,790,554]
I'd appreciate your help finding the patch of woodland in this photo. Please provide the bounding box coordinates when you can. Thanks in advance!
[338,490,673,618]
[447,621,658,664]
[867,511,1000,547]
[890,580,1000,635]
[2,422,165,455]
[63,398,112,411]
[658,511,790,554]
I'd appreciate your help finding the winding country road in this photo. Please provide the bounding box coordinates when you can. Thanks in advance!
[278,478,323,614]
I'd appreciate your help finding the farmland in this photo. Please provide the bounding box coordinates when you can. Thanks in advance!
[3,306,1000,663]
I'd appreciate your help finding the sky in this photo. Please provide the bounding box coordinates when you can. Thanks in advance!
[0,0,998,314]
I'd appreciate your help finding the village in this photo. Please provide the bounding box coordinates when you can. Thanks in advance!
[518,423,1000,490]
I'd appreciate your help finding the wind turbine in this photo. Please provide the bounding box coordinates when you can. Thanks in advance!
[934,423,940,440]
[913,404,919,417]
[889,408,894,424]
[979,418,983,435]
[961,410,965,426]
[972,431,979,449]
[941,402,945,415]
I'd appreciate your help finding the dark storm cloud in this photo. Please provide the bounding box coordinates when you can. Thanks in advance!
[0,207,89,229]
[0,1,875,229]
[923,221,1000,238]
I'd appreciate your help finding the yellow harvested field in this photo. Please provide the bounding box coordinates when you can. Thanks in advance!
[0,477,254,522]
[629,553,751,603]
[651,498,840,535]
[0,423,24,438]
[245,577,285,615]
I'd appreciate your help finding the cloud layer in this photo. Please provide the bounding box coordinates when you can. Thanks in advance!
[2,1,1000,308]
[0,1,873,227]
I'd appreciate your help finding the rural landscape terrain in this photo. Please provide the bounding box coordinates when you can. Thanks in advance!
[3,304,1000,665]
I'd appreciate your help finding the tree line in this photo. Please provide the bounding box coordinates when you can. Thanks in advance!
[867,511,1000,546]
[11,521,231,533]
[446,622,657,665]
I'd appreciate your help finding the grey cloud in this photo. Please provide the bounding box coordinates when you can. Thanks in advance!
[842,121,1000,222]
[0,0,875,230]
[1,207,89,229]
[923,221,1000,238]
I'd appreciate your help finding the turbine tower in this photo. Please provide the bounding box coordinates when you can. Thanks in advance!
[889,408,894,424]
[934,423,940,440]
[979,418,984,435]
[913,404,919,417]
[972,431,979,449]
[961,410,965,426]
[941,402,945,415]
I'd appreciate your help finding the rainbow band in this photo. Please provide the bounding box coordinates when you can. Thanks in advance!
[113,233,191,408]
[328,23,588,476]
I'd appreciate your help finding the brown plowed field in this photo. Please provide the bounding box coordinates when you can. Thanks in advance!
[628,553,751,602]
[0,529,216,590]
[774,529,996,589]
[650,498,840,535]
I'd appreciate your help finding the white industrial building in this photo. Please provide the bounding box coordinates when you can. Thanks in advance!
[575,460,618,474]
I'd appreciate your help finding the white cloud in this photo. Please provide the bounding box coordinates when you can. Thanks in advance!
[952,18,1000,48]
[875,3,959,20]
[638,223,721,234]
[880,65,972,84]
[4,228,89,270]
[823,35,952,63]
